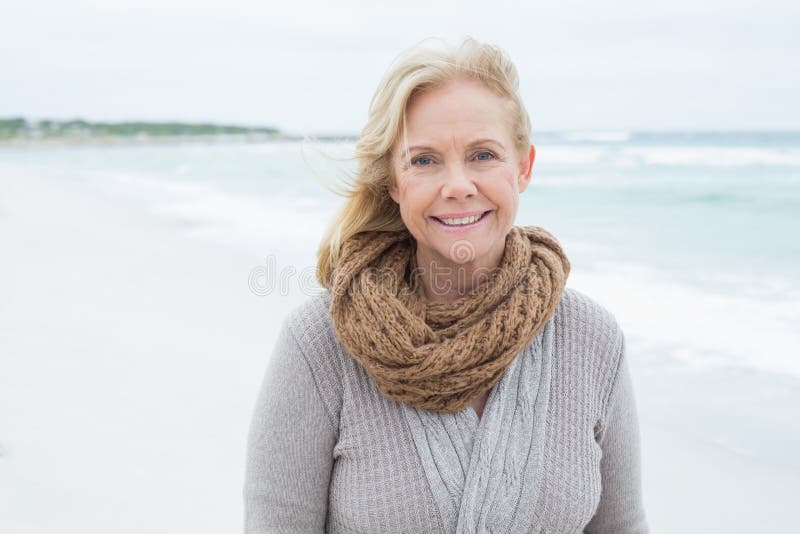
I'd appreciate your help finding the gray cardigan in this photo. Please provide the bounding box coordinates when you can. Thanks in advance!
[244,287,649,533]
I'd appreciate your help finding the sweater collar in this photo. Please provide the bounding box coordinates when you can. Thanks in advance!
[400,317,555,532]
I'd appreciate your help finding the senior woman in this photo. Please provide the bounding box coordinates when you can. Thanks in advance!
[245,37,648,533]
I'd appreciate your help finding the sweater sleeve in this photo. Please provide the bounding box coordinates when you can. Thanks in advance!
[584,332,649,534]
[244,316,338,533]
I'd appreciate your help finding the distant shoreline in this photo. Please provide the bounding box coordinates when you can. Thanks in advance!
[0,117,358,148]
[0,133,359,148]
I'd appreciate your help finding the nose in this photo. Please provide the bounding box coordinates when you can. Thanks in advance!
[440,162,477,200]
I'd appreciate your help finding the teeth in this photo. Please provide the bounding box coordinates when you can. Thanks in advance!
[439,212,485,226]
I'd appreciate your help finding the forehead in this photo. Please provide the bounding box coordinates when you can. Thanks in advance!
[402,78,514,144]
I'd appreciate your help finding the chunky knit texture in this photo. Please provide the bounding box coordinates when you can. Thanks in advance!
[329,225,570,413]
[244,287,649,533]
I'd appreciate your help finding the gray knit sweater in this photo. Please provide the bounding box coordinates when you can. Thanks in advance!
[244,287,648,533]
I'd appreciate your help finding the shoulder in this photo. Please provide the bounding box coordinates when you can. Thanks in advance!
[280,289,346,409]
[554,287,624,343]
[550,287,627,410]
[553,286,625,356]
[280,288,343,369]
[283,288,336,345]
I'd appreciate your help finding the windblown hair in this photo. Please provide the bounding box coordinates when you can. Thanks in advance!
[315,36,532,289]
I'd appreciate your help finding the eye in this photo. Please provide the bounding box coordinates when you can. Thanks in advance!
[474,151,495,161]
[411,155,435,166]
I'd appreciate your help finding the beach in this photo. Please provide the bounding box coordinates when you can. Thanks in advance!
[1,138,799,532]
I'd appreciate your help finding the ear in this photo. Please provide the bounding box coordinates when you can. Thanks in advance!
[388,180,400,204]
[517,144,535,193]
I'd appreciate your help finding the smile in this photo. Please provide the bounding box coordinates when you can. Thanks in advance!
[431,210,492,231]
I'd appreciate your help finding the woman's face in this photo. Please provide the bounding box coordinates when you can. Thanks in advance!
[389,77,535,276]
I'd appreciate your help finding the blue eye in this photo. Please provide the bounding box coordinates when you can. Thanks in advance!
[413,156,434,166]
[475,151,494,161]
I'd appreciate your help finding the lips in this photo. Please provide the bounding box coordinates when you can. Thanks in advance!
[430,209,493,232]
[431,210,492,225]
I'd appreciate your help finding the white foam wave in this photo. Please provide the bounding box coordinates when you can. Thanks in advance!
[569,259,800,379]
[561,130,633,143]
[618,146,800,167]
[536,145,800,169]
[97,171,334,250]
[538,146,608,165]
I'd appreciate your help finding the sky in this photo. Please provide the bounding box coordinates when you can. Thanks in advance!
[1,0,799,134]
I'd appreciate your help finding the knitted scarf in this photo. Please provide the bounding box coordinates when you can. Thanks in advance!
[329,225,570,414]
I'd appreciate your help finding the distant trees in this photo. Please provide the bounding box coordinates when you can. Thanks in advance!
[0,118,280,140]
[0,118,27,138]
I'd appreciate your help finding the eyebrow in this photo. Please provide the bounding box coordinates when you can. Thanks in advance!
[405,138,505,153]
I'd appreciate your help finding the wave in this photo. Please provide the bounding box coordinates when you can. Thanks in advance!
[559,130,633,143]
[618,146,800,167]
[96,170,335,250]
[537,145,800,168]
[569,258,800,379]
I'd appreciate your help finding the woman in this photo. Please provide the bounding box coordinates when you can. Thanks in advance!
[245,37,649,533]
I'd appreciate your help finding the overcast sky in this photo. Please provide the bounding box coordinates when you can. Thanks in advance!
[2,0,798,134]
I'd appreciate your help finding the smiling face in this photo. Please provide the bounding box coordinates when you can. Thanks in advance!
[389,76,535,283]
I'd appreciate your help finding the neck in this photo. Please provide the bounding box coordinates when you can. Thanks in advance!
[413,239,506,303]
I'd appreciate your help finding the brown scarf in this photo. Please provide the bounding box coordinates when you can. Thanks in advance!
[329,225,570,414]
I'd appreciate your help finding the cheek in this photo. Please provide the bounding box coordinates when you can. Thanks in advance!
[484,168,519,197]
[398,181,437,212]
[395,185,422,226]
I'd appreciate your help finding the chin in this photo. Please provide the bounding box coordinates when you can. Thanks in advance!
[443,241,492,265]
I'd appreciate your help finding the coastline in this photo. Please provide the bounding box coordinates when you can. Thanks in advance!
[0,133,358,149]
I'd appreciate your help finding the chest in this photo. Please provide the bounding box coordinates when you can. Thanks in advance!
[326,372,603,533]
[470,389,490,419]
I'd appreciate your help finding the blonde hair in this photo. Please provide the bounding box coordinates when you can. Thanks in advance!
[315,36,532,289]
